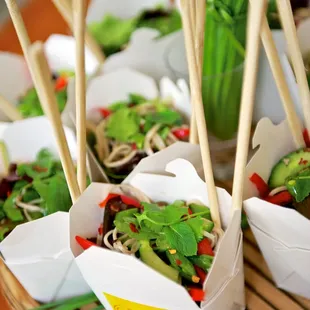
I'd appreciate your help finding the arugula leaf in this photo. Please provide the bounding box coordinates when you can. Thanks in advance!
[145,110,183,126]
[105,108,140,142]
[3,192,24,222]
[163,222,197,256]
[186,217,204,242]
[286,174,310,203]
[189,255,214,272]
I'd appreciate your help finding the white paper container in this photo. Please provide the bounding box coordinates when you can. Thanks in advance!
[69,144,245,310]
[0,117,91,303]
[244,117,310,298]
[0,47,76,126]
[255,18,310,124]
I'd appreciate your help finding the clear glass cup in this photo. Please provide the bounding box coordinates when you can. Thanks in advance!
[163,33,245,180]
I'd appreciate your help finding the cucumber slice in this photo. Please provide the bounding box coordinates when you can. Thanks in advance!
[269,148,310,188]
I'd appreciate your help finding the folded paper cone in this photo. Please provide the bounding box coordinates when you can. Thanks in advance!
[254,18,310,124]
[70,145,245,310]
[0,117,91,303]
[244,117,310,298]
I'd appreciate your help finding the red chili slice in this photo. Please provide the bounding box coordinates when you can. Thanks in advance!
[198,238,214,256]
[303,129,310,147]
[55,76,68,91]
[194,265,207,284]
[188,207,193,215]
[188,287,205,302]
[98,108,112,118]
[172,128,190,140]
[75,236,96,250]
[265,191,292,206]
[249,173,270,198]
[176,259,182,266]
[99,193,141,209]
[99,193,119,208]
[129,223,139,233]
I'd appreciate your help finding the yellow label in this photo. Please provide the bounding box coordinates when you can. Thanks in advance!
[103,292,165,310]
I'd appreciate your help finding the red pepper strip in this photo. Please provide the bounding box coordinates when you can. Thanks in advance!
[55,76,68,91]
[98,108,112,118]
[303,129,310,147]
[194,265,207,284]
[75,236,96,250]
[99,193,142,209]
[188,287,205,302]
[99,193,119,208]
[188,207,193,215]
[198,238,214,256]
[249,173,270,198]
[265,191,292,206]
[129,223,139,233]
[172,128,190,140]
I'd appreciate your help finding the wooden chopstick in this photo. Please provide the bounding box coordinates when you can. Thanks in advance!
[27,42,81,202]
[52,0,105,65]
[73,0,87,192]
[260,17,305,148]
[232,0,267,211]
[276,0,310,137]
[0,94,23,121]
[180,0,222,232]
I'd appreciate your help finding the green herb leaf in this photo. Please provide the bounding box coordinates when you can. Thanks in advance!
[129,133,145,149]
[145,110,183,126]
[159,126,170,140]
[105,108,140,142]
[186,216,204,242]
[3,192,24,222]
[155,233,170,251]
[0,200,6,221]
[163,222,197,256]
[189,203,211,220]
[0,227,10,241]
[109,101,128,112]
[129,93,147,105]
[286,172,310,202]
[189,255,214,272]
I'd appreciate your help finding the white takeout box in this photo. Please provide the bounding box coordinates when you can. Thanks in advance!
[255,18,310,124]
[0,117,91,303]
[70,144,245,310]
[84,67,191,182]
[244,117,310,298]
[0,45,80,125]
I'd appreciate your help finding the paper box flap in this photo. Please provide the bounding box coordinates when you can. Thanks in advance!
[44,34,99,76]
[0,116,77,163]
[1,212,70,263]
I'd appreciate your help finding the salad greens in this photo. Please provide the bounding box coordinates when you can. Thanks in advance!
[88,7,182,56]
[0,148,73,241]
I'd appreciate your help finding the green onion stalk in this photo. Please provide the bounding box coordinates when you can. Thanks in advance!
[202,0,248,140]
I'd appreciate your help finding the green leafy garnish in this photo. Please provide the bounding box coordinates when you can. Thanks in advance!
[163,222,197,256]
[189,255,214,272]
[144,110,183,126]
[105,108,140,142]
[129,93,147,105]
[0,227,10,241]
[129,133,145,149]
[286,174,310,203]
[3,192,24,222]
[186,216,205,242]
[0,200,6,221]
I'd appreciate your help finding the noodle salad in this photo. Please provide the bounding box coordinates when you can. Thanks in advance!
[87,93,189,183]
[76,186,218,303]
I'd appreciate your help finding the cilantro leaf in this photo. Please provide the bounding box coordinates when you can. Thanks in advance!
[186,217,204,242]
[145,110,183,126]
[105,108,140,142]
[163,222,197,256]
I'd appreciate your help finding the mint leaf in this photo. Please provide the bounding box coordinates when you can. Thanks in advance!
[186,217,204,242]
[163,222,197,256]
[105,108,140,142]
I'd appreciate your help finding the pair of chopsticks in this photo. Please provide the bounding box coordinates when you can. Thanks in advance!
[5,0,89,202]
[233,0,310,210]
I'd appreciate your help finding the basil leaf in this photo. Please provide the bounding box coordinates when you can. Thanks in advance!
[186,217,204,242]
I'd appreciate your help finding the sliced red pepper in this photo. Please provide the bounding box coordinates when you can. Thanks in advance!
[131,143,137,150]
[55,76,68,91]
[249,173,270,198]
[172,128,190,140]
[98,224,103,235]
[188,287,205,302]
[99,193,119,208]
[98,108,111,118]
[75,236,96,250]
[303,129,310,147]
[265,191,292,206]
[99,193,142,209]
[129,223,139,233]
[188,207,193,215]
[198,238,214,256]
[194,265,207,284]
